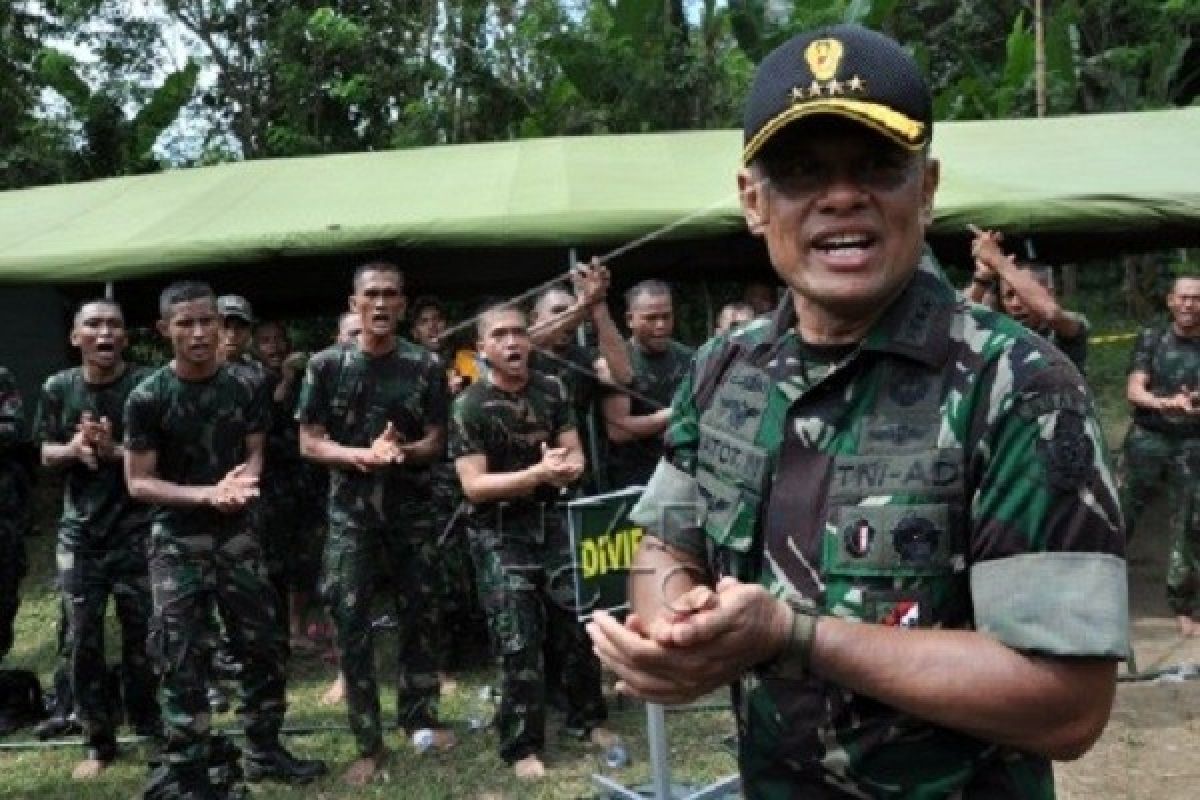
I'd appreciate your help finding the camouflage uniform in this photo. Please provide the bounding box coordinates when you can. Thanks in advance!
[0,367,27,662]
[1121,325,1200,613]
[605,339,693,489]
[124,364,287,784]
[448,373,607,764]
[634,255,1127,798]
[295,338,447,756]
[1037,312,1090,374]
[35,366,159,757]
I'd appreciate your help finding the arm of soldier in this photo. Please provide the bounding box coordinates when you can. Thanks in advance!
[242,431,265,481]
[454,452,549,503]
[593,303,632,386]
[398,423,444,465]
[1126,369,1190,412]
[35,383,90,468]
[602,392,670,443]
[124,446,218,507]
[298,423,379,471]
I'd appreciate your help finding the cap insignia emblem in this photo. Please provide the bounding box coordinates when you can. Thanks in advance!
[805,38,844,82]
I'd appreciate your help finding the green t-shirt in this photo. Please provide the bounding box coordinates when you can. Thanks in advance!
[35,365,151,544]
[638,255,1127,799]
[448,373,575,529]
[1129,324,1200,436]
[295,339,447,527]
[124,364,267,536]
[606,338,693,488]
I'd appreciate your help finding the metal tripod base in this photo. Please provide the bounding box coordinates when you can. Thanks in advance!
[591,702,740,800]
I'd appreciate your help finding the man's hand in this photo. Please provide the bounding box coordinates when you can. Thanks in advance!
[209,463,260,512]
[344,421,406,472]
[1158,388,1200,414]
[81,414,118,462]
[587,577,792,705]
[969,225,1014,280]
[70,414,99,470]
[571,259,611,307]
[535,441,582,488]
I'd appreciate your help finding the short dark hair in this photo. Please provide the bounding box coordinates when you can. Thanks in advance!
[73,298,123,328]
[626,279,672,309]
[352,261,404,291]
[474,298,526,338]
[159,281,215,320]
[409,295,446,322]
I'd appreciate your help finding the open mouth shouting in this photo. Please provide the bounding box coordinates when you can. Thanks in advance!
[811,230,880,270]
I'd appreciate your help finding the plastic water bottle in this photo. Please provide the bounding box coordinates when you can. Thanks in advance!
[412,728,436,753]
[602,737,630,769]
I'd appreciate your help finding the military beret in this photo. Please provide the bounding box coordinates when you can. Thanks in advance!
[743,24,933,164]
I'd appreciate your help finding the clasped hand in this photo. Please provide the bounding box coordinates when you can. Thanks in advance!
[210,463,259,512]
[536,441,582,488]
[73,411,116,470]
[587,576,791,705]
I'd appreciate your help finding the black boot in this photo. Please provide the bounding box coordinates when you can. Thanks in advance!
[243,744,327,785]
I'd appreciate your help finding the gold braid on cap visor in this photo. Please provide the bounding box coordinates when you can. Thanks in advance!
[743,98,927,165]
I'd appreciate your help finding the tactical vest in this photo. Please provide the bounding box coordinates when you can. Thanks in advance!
[692,333,968,626]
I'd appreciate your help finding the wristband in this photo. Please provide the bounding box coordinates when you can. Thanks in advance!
[762,601,820,680]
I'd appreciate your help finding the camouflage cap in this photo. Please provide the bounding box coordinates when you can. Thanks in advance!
[216,294,254,323]
[743,24,933,165]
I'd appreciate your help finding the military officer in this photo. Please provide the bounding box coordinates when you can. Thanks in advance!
[589,25,1126,799]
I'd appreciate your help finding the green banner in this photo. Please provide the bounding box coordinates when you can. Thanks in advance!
[567,486,646,622]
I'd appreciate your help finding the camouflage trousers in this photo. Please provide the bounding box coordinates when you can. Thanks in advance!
[467,519,607,763]
[0,518,25,662]
[1121,425,1200,614]
[259,470,324,599]
[322,513,442,757]
[58,535,159,754]
[147,526,287,776]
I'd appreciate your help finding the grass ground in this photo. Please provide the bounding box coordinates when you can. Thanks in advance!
[0,286,1184,799]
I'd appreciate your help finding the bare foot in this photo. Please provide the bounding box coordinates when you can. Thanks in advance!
[321,673,346,706]
[438,672,459,694]
[71,758,108,780]
[343,750,387,787]
[513,754,546,780]
[587,726,619,748]
[1177,615,1200,636]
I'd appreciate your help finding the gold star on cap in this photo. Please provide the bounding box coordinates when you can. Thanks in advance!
[808,79,823,98]
[847,75,866,92]
[827,78,844,95]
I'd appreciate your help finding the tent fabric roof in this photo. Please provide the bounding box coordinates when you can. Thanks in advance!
[0,108,1197,284]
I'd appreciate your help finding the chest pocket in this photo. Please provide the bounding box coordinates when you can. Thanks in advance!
[696,363,772,554]
[819,363,969,628]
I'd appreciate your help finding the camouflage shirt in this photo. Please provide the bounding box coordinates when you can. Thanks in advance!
[35,366,152,543]
[0,367,27,512]
[295,339,447,527]
[605,338,693,488]
[1038,311,1090,374]
[1128,324,1200,436]
[448,373,576,530]
[634,255,1127,799]
[124,364,268,536]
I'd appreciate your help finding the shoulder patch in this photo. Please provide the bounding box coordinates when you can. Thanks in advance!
[1037,412,1095,492]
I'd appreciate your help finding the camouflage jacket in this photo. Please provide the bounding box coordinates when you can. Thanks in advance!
[1128,324,1200,436]
[605,338,693,487]
[634,255,1127,799]
[0,366,27,513]
[295,338,447,527]
[1038,311,1090,374]
[35,366,152,544]
[448,372,576,531]
[124,364,268,536]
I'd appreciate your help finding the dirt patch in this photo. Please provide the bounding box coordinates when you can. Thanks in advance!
[1055,498,1200,799]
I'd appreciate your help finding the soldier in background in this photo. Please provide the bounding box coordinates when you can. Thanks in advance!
[35,299,159,779]
[714,301,756,336]
[1123,275,1200,634]
[297,262,454,786]
[126,281,325,796]
[0,365,28,666]
[602,280,693,489]
[450,303,615,780]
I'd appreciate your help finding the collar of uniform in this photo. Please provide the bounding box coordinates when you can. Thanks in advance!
[764,248,955,369]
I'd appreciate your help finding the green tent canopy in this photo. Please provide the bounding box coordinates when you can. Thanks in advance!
[0,108,1196,311]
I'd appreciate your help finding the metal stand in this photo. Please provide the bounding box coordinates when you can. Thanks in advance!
[591,703,741,800]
